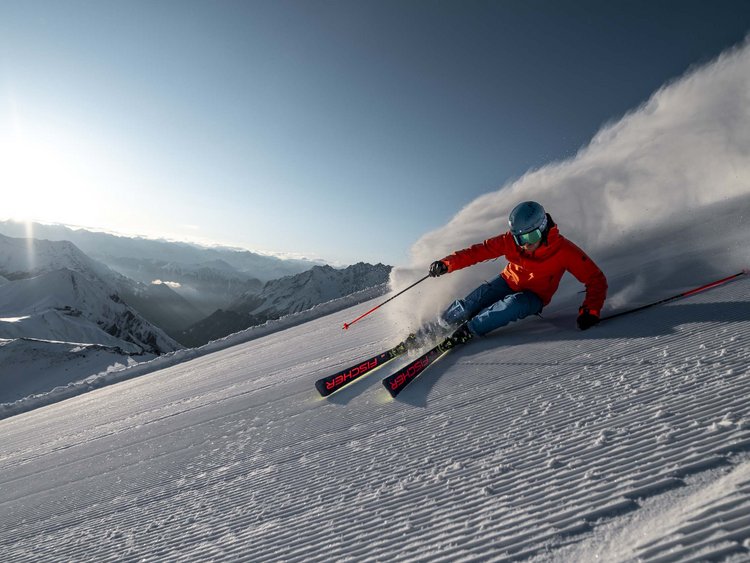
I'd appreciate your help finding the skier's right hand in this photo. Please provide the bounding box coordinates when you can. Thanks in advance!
[429,260,449,277]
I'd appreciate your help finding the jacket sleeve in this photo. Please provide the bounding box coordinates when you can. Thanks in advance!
[564,241,608,314]
[441,233,511,273]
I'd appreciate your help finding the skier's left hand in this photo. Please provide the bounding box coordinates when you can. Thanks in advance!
[577,308,600,330]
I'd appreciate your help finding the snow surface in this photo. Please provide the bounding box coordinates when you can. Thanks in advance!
[0,338,150,405]
[0,271,748,562]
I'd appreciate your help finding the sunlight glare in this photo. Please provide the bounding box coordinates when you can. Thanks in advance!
[0,121,106,226]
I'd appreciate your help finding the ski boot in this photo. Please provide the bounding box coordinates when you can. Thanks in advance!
[443,323,475,349]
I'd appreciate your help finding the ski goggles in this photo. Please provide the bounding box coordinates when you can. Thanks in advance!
[513,228,544,246]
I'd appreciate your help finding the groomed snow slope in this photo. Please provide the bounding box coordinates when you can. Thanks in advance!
[0,275,748,562]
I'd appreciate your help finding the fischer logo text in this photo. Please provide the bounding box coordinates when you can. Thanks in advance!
[326,359,378,391]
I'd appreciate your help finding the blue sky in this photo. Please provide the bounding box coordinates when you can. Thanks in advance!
[1,1,750,266]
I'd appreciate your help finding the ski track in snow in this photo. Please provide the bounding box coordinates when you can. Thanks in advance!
[0,276,748,561]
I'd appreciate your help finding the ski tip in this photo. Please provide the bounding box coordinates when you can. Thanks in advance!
[342,323,349,330]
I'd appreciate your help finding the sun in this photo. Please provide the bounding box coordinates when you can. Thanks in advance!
[0,119,106,226]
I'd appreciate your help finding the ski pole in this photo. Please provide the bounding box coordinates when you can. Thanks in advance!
[601,271,747,323]
[343,275,430,330]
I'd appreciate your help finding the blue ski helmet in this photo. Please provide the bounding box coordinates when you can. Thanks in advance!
[509,201,548,246]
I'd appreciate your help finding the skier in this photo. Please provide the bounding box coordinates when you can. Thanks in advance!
[427,201,608,345]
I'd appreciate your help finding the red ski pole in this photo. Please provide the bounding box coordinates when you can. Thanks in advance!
[601,271,747,323]
[343,275,430,330]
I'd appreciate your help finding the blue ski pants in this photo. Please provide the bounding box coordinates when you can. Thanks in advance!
[441,275,543,336]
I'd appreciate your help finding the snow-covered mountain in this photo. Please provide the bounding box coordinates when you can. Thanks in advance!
[0,220,321,281]
[0,221,321,320]
[0,267,180,353]
[178,262,391,346]
[0,235,183,400]
[0,233,118,283]
[236,262,392,315]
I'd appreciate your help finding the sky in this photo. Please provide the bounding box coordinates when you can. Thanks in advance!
[1,1,750,267]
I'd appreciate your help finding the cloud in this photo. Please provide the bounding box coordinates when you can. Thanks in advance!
[389,38,750,330]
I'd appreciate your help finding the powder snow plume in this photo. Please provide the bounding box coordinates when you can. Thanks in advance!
[387,38,750,331]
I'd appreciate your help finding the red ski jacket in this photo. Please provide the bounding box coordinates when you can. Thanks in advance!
[440,223,608,313]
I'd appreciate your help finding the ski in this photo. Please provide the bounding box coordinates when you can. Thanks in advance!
[315,340,410,397]
[382,332,469,398]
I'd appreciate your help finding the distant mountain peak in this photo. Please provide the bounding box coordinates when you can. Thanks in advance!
[179,263,391,346]
[0,235,181,355]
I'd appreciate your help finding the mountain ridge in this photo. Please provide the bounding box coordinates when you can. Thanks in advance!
[178,262,391,347]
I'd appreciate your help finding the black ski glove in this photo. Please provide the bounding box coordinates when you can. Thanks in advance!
[577,307,600,330]
[429,260,449,277]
